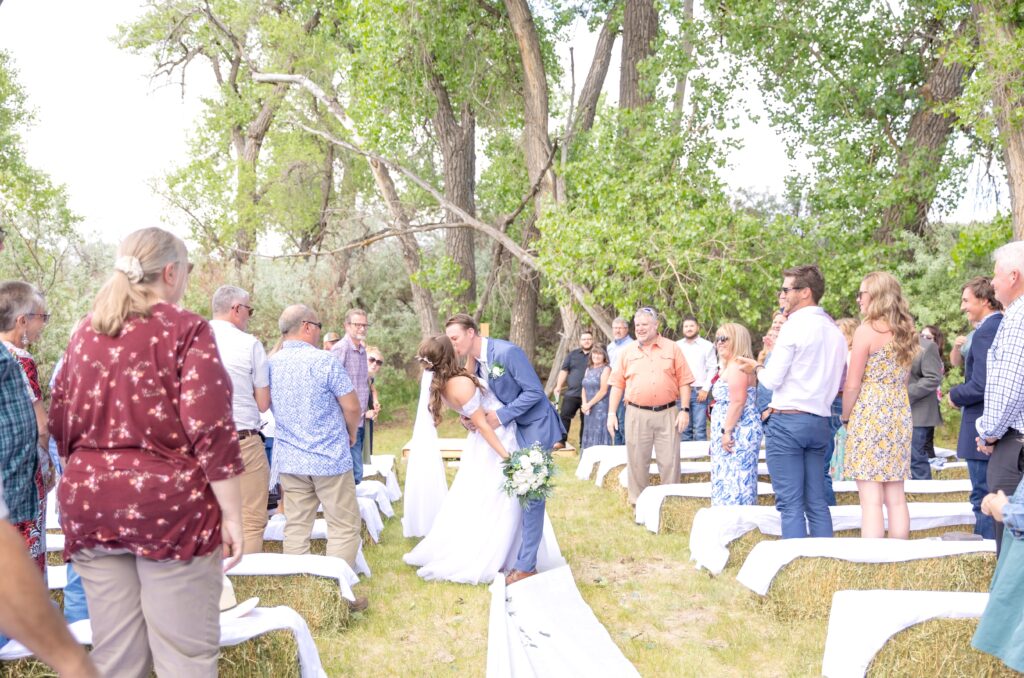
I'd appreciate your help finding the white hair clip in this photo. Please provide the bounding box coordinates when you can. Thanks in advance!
[114,255,144,283]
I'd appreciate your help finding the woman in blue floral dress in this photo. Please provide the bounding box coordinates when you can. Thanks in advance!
[709,323,763,505]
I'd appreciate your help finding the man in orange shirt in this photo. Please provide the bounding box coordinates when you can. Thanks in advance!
[607,307,695,504]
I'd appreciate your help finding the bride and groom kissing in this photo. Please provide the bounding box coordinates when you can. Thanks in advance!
[403,313,565,586]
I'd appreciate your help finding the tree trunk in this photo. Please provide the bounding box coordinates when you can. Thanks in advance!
[619,0,658,110]
[976,3,1024,240]
[300,140,334,254]
[503,0,556,360]
[878,19,973,241]
[572,9,621,139]
[671,0,695,131]
[427,69,478,309]
[368,159,440,336]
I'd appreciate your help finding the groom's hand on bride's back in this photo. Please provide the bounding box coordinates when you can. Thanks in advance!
[460,415,478,432]
[483,410,501,430]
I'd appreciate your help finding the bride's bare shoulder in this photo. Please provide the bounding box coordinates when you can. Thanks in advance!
[443,374,477,406]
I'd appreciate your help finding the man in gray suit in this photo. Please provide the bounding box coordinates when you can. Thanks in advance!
[908,336,944,479]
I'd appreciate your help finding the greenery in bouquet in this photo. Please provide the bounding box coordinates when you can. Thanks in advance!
[501,442,555,507]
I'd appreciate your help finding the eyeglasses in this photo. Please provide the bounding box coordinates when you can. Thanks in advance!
[27,313,51,323]
[348,322,370,329]
[303,320,323,330]
[234,304,255,316]
[714,336,729,344]
[921,332,934,340]
[368,357,383,365]
[779,286,805,295]
[855,291,868,300]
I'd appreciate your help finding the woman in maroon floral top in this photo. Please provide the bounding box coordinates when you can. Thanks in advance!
[49,227,244,677]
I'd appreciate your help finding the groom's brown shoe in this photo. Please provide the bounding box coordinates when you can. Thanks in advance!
[505,569,537,586]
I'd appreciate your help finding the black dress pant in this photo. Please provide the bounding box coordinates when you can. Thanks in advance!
[988,431,1024,553]
[559,395,584,447]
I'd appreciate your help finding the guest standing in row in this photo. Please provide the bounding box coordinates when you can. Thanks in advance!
[607,307,694,505]
[948,277,1002,540]
[330,308,370,483]
[976,241,1024,553]
[738,265,846,539]
[709,323,762,506]
[755,311,786,419]
[842,271,917,539]
[209,285,272,553]
[908,330,944,479]
[606,317,633,445]
[676,314,717,442]
[580,345,612,448]
[365,345,384,461]
[553,331,593,450]
[50,227,244,676]
[0,281,50,573]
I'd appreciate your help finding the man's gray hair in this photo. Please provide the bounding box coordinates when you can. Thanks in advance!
[993,241,1024,276]
[612,316,629,326]
[345,308,367,323]
[279,304,316,336]
[633,307,659,324]
[0,281,44,332]
[211,285,249,316]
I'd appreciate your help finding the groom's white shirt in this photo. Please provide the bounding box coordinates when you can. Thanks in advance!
[476,337,491,389]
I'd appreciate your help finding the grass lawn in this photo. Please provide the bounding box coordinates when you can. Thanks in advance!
[7,410,970,676]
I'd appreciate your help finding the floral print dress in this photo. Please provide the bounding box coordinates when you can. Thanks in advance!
[844,341,912,481]
[709,375,763,505]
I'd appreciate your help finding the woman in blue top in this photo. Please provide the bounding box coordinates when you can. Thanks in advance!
[973,479,1024,672]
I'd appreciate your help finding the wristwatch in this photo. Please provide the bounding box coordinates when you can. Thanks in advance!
[681,406,690,412]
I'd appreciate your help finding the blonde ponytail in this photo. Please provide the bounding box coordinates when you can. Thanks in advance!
[92,227,187,337]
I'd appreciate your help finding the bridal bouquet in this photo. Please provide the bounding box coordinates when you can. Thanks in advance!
[501,442,555,507]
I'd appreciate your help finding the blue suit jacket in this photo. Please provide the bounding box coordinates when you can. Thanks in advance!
[950,312,1003,460]
[485,338,565,450]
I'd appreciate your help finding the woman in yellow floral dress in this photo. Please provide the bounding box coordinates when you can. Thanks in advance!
[842,272,918,538]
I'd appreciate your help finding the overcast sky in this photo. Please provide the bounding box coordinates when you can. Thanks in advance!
[0,1,1005,247]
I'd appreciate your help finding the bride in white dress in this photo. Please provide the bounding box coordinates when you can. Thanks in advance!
[403,335,562,585]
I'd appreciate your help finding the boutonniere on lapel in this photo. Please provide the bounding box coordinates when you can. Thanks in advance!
[488,362,506,379]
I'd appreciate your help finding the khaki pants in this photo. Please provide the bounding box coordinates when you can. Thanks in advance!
[279,471,360,568]
[72,548,221,678]
[238,434,270,554]
[625,404,681,504]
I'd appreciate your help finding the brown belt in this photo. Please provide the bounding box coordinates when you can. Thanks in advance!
[768,408,805,415]
[237,429,261,440]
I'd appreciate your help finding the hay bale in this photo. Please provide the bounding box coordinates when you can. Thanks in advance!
[602,465,667,492]
[679,472,712,484]
[867,618,1017,677]
[660,494,776,535]
[757,552,996,621]
[220,631,301,678]
[231,573,350,633]
[262,539,327,557]
[905,491,970,503]
[723,530,775,571]
[833,526,976,540]
[933,465,969,481]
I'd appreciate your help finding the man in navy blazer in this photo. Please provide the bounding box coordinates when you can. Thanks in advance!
[445,314,565,585]
[948,277,1004,539]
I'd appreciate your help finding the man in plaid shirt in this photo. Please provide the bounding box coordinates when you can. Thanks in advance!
[977,241,1024,552]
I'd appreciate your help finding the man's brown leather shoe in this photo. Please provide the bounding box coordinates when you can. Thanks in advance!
[505,569,537,585]
[348,595,369,613]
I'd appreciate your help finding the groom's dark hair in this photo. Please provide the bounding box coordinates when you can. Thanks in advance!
[445,313,479,334]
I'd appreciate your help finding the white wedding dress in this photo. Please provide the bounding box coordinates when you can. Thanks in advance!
[403,386,563,584]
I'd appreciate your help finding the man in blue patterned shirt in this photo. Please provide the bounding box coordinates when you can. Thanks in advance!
[977,241,1024,552]
[270,305,364,574]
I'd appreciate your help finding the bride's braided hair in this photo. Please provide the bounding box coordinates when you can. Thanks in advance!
[416,335,483,426]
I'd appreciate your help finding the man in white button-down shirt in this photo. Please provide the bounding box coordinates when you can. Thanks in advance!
[737,265,846,538]
[675,315,717,441]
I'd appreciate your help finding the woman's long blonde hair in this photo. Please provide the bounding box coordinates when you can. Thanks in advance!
[416,335,483,426]
[91,227,188,337]
[717,322,754,367]
[860,271,918,367]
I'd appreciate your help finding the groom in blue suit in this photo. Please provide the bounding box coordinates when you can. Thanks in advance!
[445,313,565,585]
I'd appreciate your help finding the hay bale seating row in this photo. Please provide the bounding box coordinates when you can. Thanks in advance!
[867,618,1018,677]
[755,553,996,622]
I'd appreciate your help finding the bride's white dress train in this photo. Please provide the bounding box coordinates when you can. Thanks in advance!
[403,387,563,584]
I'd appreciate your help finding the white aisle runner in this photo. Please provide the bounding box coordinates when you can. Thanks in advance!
[486,565,639,678]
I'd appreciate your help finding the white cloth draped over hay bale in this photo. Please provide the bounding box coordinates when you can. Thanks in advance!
[634,482,777,533]
[690,503,977,575]
[262,515,371,576]
[821,590,988,678]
